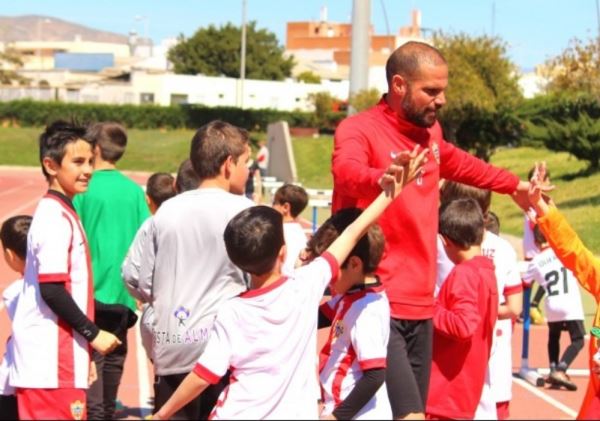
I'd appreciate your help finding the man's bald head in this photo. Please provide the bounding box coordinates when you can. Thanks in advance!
[386,41,447,87]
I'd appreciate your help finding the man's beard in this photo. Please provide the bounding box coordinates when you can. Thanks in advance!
[401,90,438,128]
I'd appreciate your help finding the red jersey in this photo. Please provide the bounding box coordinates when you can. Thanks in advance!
[332,97,518,319]
[426,256,498,419]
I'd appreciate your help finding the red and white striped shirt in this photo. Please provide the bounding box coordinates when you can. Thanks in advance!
[319,284,392,419]
[10,193,94,389]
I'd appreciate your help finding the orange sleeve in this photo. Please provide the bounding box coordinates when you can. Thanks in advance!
[537,207,600,300]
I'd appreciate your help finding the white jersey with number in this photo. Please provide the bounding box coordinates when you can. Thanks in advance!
[521,247,584,322]
[193,253,338,420]
[10,194,94,389]
[0,279,23,395]
[319,285,392,420]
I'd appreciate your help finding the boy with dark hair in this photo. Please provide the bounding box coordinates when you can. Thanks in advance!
[426,198,499,420]
[272,183,309,275]
[124,120,255,419]
[175,159,200,194]
[306,208,392,419]
[10,120,121,420]
[436,181,522,419]
[146,172,176,214]
[74,121,149,420]
[151,146,427,420]
[0,215,32,420]
[521,225,585,391]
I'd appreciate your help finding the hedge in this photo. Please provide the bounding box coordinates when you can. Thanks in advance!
[0,100,345,132]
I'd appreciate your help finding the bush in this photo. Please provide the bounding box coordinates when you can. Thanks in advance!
[0,100,321,132]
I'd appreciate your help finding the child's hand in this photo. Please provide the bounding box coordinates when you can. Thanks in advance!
[91,329,122,355]
[528,162,553,217]
[380,146,428,198]
[88,361,97,386]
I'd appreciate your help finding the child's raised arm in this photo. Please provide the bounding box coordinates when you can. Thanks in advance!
[326,146,427,289]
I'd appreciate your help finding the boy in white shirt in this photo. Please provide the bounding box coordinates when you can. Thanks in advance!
[0,215,32,420]
[521,225,585,391]
[306,208,391,419]
[151,146,427,420]
[272,184,309,276]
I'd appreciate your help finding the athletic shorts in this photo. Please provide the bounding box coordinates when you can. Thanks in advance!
[17,387,86,420]
[386,318,433,418]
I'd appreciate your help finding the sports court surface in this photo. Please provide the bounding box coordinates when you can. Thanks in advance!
[0,166,590,419]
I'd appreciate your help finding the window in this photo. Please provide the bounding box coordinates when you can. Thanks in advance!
[140,93,154,104]
[170,94,188,105]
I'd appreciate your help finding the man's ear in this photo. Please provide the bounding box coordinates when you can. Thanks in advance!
[42,156,60,177]
[222,155,234,178]
[391,74,408,96]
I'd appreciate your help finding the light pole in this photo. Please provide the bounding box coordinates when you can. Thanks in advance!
[134,15,152,56]
[348,0,371,115]
[239,0,247,109]
[36,17,51,81]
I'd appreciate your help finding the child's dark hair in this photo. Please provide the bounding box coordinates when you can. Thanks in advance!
[146,172,176,208]
[86,122,127,162]
[273,184,309,218]
[190,120,249,180]
[39,120,92,180]
[439,198,484,248]
[485,211,500,235]
[0,215,32,260]
[224,206,284,276]
[175,159,200,193]
[306,208,385,273]
[440,181,491,217]
[533,224,547,246]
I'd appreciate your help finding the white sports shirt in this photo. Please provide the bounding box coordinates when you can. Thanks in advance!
[10,194,94,389]
[281,222,307,277]
[319,285,392,420]
[193,253,338,420]
[521,247,584,322]
[0,279,23,395]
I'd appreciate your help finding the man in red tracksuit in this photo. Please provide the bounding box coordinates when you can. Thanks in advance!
[332,41,531,419]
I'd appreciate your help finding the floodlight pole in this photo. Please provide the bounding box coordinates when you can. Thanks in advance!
[239,0,247,109]
[348,0,371,115]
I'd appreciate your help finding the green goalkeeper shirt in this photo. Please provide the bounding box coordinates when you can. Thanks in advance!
[74,169,150,311]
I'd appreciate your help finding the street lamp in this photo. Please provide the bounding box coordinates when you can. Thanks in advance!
[37,17,51,71]
[134,15,152,56]
[239,0,247,109]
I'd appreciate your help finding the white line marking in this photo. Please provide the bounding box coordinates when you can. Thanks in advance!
[537,368,589,377]
[513,376,578,418]
[0,196,40,221]
[0,182,32,199]
[135,316,152,418]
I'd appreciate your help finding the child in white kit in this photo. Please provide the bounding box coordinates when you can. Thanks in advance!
[0,215,32,420]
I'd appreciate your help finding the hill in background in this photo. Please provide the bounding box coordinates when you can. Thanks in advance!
[0,15,128,44]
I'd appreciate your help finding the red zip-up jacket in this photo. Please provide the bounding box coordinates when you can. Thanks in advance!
[332,98,519,319]
[426,256,498,419]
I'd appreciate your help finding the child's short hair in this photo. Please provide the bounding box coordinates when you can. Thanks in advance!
[146,172,176,208]
[306,208,385,274]
[0,215,32,260]
[224,206,284,276]
[533,224,547,246]
[39,120,92,180]
[273,184,309,218]
[485,211,500,235]
[87,122,127,162]
[528,166,550,182]
[175,159,200,193]
[190,120,249,181]
[439,198,484,248]
[440,181,491,216]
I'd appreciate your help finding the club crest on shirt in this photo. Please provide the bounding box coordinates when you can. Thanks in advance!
[174,306,191,327]
[70,400,85,420]
[431,142,440,165]
[333,320,345,340]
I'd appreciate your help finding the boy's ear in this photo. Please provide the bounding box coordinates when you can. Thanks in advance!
[282,202,291,216]
[278,243,287,264]
[347,255,363,272]
[439,234,450,248]
[223,155,234,178]
[42,156,60,177]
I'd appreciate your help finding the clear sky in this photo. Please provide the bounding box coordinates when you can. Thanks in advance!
[2,0,599,71]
